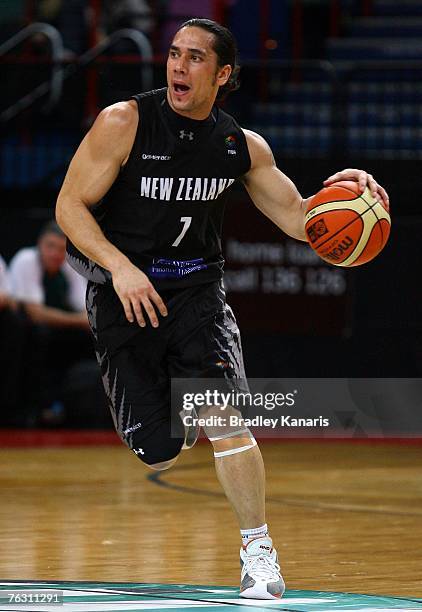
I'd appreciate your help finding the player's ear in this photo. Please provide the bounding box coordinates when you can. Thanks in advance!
[217,64,232,87]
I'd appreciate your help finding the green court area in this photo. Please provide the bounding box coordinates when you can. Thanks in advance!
[1,582,421,611]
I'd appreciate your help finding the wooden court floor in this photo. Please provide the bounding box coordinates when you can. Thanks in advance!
[0,440,421,597]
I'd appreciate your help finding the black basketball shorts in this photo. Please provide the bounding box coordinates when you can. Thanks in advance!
[86,280,247,465]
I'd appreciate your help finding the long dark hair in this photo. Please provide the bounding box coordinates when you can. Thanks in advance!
[179,18,240,101]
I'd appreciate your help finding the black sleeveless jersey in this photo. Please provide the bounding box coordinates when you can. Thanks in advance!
[66,88,251,289]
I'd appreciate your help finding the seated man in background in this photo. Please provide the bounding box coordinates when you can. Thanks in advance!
[8,221,92,425]
[0,253,26,420]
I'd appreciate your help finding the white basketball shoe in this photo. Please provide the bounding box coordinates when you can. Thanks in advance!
[239,536,285,599]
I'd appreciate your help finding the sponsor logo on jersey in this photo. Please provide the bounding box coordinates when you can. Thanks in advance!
[142,153,172,160]
[139,177,235,202]
[149,257,207,278]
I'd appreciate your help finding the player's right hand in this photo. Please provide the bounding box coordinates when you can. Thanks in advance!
[112,264,168,328]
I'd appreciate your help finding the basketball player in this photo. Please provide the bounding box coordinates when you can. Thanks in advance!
[56,19,389,600]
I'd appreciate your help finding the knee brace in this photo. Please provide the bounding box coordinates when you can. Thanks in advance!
[200,403,256,458]
[208,428,257,458]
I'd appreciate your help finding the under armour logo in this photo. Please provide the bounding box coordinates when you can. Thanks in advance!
[179,130,194,141]
[133,448,144,456]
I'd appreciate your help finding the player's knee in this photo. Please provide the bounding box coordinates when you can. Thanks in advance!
[126,432,183,467]
[147,456,179,471]
[208,428,257,458]
[200,403,243,421]
[200,403,247,445]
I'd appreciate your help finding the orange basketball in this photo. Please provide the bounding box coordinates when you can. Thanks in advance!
[304,180,391,267]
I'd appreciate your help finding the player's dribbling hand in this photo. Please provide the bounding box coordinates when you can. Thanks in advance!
[323,168,390,212]
[112,264,168,328]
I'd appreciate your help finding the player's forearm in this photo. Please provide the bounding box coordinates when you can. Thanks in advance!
[55,197,131,275]
[252,193,308,242]
[266,191,315,242]
[283,197,308,241]
[244,163,308,241]
[24,303,89,328]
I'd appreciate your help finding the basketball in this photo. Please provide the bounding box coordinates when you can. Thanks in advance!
[304,181,391,267]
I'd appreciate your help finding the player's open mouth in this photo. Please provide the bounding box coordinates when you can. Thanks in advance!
[173,83,190,96]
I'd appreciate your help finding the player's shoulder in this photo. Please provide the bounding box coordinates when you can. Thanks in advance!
[95,100,139,132]
[242,129,275,170]
[95,88,165,130]
[88,100,139,162]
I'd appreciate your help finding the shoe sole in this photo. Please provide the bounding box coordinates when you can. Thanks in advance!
[240,587,283,600]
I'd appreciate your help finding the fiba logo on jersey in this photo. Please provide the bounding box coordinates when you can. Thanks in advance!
[225,135,237,155]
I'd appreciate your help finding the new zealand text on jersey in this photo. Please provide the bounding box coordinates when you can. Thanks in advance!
[140,177,235,202]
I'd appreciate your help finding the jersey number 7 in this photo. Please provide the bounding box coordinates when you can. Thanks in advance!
[172,216,192,247]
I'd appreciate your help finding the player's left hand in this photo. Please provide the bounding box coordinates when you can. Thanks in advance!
[323,168,390,212]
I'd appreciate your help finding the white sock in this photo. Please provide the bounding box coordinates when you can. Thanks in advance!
[240,523,269,548]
